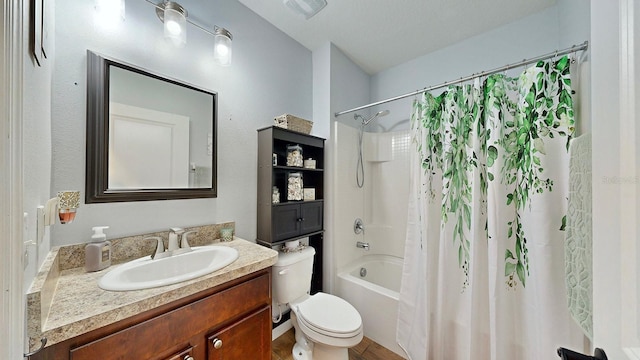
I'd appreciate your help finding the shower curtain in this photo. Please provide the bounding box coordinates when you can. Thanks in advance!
[397,56,584,360]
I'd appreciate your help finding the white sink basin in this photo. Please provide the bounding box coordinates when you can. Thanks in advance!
[98,246,239,291]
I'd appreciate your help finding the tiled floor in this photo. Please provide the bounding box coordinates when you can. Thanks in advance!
[272,328,406,360]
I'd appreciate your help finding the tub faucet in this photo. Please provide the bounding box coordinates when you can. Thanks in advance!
[356,241,370,251]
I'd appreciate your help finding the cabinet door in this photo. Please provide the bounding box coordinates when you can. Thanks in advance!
[207,306,271,360]
[300,201,323,234]
[273,204,301,241]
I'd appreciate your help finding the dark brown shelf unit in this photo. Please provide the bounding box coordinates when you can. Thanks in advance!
[256,126,324,293]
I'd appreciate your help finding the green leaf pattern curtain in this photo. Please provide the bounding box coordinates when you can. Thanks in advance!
[397,56,584,360]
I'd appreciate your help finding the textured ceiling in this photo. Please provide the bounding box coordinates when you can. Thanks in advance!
[237,0,557,74]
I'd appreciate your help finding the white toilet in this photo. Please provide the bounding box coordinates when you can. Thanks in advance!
[273,246,363,360]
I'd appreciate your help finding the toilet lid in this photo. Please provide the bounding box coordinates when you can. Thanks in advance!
[296,293,362,337]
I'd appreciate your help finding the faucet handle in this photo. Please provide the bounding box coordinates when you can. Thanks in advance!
[181,231,197,251]
[354,218,364,234]
[145,236,165,259]
[170,227,185,234]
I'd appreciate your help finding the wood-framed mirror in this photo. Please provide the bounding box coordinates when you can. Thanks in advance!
[85,50,217,203]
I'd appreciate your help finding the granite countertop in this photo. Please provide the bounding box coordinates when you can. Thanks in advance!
[26,235,278,352]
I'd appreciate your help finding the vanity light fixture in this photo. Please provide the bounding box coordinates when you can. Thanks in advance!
[150,0,234,65]
[156,1,187,46]
[213,26,233,66]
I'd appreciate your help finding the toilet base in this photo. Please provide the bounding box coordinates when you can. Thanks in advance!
[291,311,351,360]
[292,342,312,360]
[291,339,349,360]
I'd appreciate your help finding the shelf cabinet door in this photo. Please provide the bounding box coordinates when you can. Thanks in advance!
[300,202,323,234]
[273,204,301,241]
[206,306,271,360]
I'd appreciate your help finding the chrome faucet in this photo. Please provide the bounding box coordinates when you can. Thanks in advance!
[356,241,370,251]
[168,227,184,252]
[147,228,197,259]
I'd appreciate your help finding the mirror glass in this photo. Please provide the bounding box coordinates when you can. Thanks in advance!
[86,50,217,203]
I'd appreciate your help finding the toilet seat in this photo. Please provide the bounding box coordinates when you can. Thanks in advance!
[294,292,363,339]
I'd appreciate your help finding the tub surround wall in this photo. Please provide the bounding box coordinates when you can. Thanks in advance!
[331,123,409,273]
[330,123,366,273]
[362,130,410,259]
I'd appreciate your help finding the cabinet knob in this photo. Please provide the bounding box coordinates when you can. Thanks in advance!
[212,338,223,349]
[183,355,194,360]
[297,217,305,222]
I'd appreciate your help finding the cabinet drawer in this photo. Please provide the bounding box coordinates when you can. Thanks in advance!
[69,273,270,360]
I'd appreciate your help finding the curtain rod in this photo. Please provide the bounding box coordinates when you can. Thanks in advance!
[334,41,589,117]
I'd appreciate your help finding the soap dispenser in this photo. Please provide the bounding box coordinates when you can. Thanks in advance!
[85,226,111,272]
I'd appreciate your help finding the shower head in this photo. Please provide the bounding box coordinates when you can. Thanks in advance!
[354,109,390,126]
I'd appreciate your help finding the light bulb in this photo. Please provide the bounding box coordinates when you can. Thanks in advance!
[213,28,233,66]
[165,20,182,35]
[163,7,186,46]
[215,43,229,57]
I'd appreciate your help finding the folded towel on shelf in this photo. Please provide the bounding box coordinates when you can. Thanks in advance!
[564,133,593,339]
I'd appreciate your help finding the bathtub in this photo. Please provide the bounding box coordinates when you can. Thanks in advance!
[336,255,407,358]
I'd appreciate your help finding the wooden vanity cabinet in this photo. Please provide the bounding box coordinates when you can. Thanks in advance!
[31,270,272,360]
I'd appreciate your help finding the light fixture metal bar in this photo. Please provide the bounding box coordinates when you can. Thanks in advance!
[187,19,215,37]
[334,41,589,117]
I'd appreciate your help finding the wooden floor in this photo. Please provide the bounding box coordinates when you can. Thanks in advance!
[272,328,406,360]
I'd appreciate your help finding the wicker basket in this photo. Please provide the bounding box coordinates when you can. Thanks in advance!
[274,114,313,134]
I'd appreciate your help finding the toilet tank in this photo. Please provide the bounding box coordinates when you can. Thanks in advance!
[272,246,316,305]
